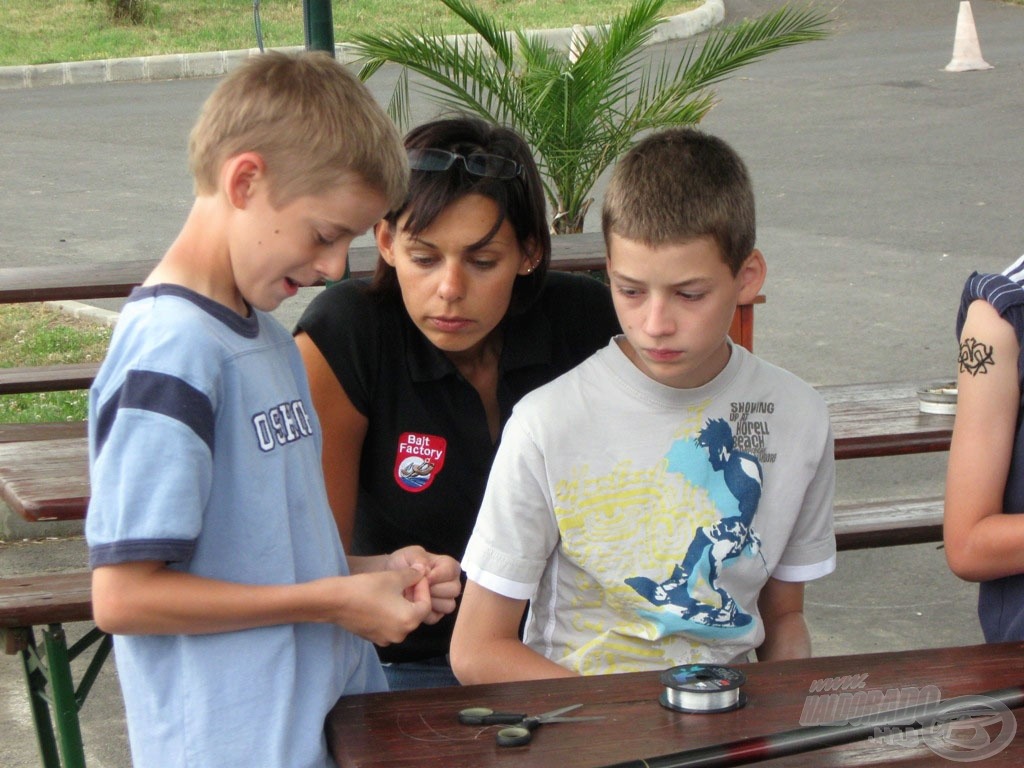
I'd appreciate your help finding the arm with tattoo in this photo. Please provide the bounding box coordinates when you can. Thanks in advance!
[944,300,1024,581]
[958,336,995,377]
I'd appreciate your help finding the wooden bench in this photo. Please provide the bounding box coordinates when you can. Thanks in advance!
[0,362,100,396]
[0,380,954,525]
[0,422,87,444]
[823,381,950,554]
[0,570,110,768]
[834,495,943,551]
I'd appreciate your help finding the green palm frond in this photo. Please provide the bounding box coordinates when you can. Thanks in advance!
[350,0,832,233]
[437,0,517,66]
[675,5,831,92]
[353,27,506,124]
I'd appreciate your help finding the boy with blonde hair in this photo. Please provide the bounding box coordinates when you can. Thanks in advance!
[86,52,460,767]
[451,127,835,683]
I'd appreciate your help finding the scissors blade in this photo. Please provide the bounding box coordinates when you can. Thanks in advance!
[540,715,605,723]
[534,703,584,721]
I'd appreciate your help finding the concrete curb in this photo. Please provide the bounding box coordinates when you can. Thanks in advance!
[43,301,121,327]
[0,0,724,90]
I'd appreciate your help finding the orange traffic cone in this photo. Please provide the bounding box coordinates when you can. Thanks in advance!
[945,1,993,72]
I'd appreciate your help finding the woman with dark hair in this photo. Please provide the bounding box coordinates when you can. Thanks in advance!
[294,116,620,689]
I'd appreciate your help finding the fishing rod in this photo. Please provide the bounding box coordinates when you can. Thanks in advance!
[599,685,1024,768]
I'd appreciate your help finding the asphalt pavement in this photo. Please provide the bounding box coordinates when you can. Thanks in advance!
[2,0,1023,765]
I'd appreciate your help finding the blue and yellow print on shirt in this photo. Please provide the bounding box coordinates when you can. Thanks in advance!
[556,417,766,650]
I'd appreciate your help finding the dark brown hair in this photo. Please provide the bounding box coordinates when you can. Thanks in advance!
[370,116,550,313]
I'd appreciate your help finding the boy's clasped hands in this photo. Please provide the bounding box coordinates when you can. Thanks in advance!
[339,547,461,646]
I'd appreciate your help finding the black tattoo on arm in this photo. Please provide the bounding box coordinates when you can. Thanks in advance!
[959,337,995,376]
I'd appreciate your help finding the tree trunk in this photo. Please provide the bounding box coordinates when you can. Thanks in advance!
[550,199,592,235]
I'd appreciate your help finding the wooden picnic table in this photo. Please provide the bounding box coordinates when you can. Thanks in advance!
[0,234,760,430]
[0,235,608,303]
[0,247,371,304]
[823,379,956,459]
[0,437,88,522]
[0,381,954,523]
[326,641,1024,767]
[0,233,763,354]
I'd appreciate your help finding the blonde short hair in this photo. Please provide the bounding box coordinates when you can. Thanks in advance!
[188,51,407,210]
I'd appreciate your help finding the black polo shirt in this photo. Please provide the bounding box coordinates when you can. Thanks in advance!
[296,271,620,662]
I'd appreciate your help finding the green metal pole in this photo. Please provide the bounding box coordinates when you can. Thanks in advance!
[303,0,335,56]
[43,625,87,768]
[16,629,62,767]
[302,0,352,282]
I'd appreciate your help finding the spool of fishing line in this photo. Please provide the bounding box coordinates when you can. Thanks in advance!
[659,664,747,714]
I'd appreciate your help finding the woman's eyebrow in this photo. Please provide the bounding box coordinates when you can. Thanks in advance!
[402,232,439,249]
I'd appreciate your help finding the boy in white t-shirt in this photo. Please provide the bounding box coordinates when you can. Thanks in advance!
[450,128,836,682]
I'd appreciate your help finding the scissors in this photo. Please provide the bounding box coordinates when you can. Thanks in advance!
[458,703,603,747]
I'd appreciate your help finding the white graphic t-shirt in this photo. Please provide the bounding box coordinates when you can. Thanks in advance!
[462,339,836,674]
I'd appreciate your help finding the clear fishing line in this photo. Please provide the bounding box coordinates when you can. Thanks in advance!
[659,664,747,714]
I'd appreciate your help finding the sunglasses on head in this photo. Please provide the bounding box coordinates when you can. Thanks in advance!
[407,148,523,180]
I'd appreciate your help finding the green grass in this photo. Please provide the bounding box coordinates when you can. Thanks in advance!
[0,304,112,423]
[0,0,701,67]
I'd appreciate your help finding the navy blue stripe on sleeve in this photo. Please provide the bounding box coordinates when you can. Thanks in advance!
[89,538,196,569]
[95,370,215,454]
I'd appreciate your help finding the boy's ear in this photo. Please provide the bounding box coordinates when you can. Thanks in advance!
[374,220,397,267]
[223,152,266,210]
[736,249,767,304]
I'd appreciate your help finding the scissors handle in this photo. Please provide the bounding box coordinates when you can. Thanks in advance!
[496,723,536,747]
[458,707,526,725]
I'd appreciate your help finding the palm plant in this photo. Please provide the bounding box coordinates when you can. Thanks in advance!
[351,0,830,234]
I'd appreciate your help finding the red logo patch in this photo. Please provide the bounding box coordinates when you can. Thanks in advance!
[393,432,447,493]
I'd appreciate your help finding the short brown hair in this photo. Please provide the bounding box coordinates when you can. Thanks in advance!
[188,51,407,210]
[601,128,755,275]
